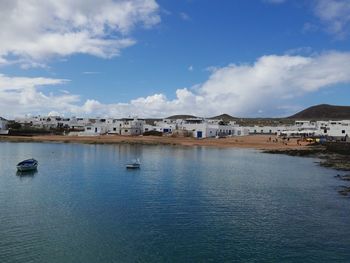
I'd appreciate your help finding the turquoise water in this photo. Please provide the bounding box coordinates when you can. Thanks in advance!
[0,142,349,262]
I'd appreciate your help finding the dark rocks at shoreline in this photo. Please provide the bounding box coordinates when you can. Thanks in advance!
[335,174,350,181]
[264,145,350,171]
[319,154,350,171]
[265,145,350,197]
[263,147,325,157]
[337,186,350,196]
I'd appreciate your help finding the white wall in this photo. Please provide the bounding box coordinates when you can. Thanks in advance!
[80,124,108,136]
[0,119,6,129]
[316,120,350,137]
[246,126,285,135]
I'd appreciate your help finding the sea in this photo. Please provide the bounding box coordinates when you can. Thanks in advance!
[0,142,349,262]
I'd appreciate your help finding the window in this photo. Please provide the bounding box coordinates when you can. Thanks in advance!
[113,128,116,131]
[342,130,345,134]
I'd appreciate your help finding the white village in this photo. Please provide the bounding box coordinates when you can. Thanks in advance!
[1,114,349,141]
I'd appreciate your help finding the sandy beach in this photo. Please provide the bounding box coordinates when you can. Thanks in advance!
[0,135,310,150]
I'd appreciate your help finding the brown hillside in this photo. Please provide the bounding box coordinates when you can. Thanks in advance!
[288,104,350,120]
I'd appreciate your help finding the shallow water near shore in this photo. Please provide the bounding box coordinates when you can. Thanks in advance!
[0,142,349,262]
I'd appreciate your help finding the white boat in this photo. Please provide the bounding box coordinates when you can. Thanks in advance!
[16,159,38,172]
[126,159,140,169]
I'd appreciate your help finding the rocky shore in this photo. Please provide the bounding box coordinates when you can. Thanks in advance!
[264,143,350,171]
[264,142,350,196]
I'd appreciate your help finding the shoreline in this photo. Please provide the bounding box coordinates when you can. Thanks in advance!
[0,134,310,150]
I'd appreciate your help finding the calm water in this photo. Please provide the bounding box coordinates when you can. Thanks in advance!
[0,142,349,262]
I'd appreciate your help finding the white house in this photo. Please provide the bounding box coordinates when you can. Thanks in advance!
[80,123,108,136]
[0,117,9,135]
[109,118,145,136]
[315,120,350,138]
[178,118,247,138]
[153,120,177,133]
[246,125,285,135]
[294,120,317,130]
[276,120,350,138]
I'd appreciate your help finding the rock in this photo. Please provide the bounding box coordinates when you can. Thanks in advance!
[338,186,350,196]
[335,174,350,181]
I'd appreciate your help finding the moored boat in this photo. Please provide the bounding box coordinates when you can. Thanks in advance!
[126,159,141,169]
[16,159,38,172]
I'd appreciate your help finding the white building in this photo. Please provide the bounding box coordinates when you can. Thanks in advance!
[121,118,144,136]
[81,124,108,136]
[153,119,177,133]
[68,117,91,130]
[108,118,145,136]
[277,120,350,138]
[0,117,9,135]
[246,125,285,135]
[294,120,317,130]
[315,120,350,138]
[178,118,248,138]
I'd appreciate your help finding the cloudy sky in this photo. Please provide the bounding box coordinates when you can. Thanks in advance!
[1,0,350,118]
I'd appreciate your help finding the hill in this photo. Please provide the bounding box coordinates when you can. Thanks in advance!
[166,114,198,119]
[208,113,238,121]
[288,104,350,120]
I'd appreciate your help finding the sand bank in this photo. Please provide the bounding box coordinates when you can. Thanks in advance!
[0,135,310,150]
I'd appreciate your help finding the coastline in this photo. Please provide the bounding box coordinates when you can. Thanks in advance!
[0,134,310,150]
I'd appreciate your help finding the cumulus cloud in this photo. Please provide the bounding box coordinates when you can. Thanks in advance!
[0,74,78,118]
[313,0,350,38]
[2,51,350,118]
[0,0,160,65]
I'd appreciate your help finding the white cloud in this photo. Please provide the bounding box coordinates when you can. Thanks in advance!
[313,0,350,38]
[188,65,194,71]
[2,51,350,118]
[0,74,78,118]
[82,71,101,75]
[263,0,350,39]
[179,12,190,21]
[0,0,160,65]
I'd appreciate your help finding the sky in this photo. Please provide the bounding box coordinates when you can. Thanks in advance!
[1,0,350,118]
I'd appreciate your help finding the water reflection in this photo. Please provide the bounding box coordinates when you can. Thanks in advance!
[16,169,37,178]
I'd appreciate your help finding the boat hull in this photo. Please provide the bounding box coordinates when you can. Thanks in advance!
[17,164,38,172]
[16,159,38,172]
[126,164,140,169]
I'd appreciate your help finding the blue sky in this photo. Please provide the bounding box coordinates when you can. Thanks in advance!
[1,0,350,118]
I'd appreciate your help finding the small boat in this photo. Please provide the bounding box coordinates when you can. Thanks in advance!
[16,159,38,172]
[126,159,140,169]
